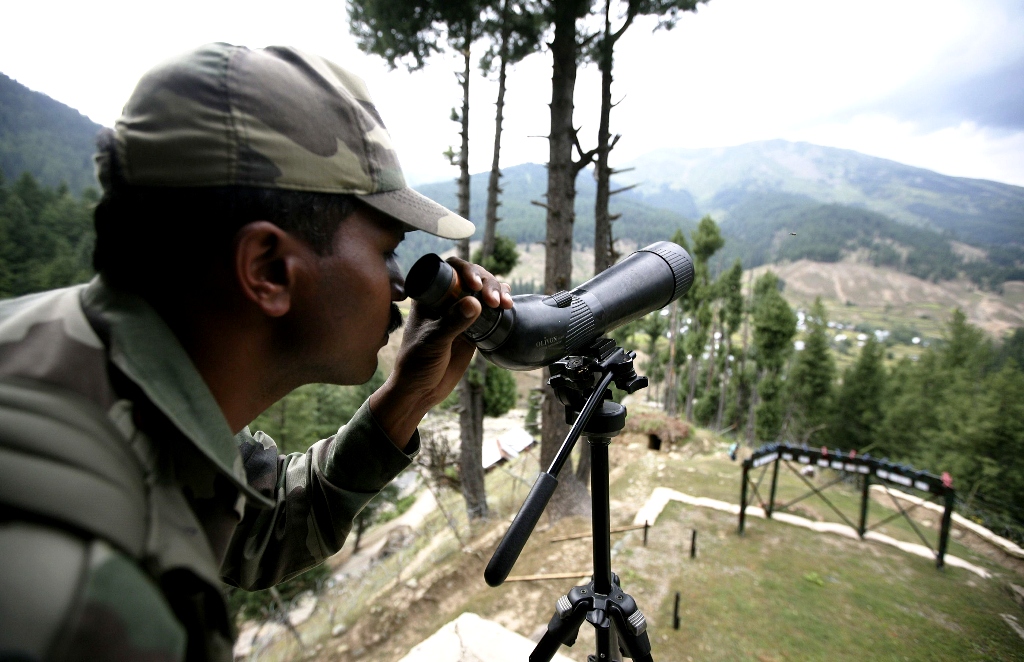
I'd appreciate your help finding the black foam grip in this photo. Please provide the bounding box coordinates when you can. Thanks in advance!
[485,472,559,586]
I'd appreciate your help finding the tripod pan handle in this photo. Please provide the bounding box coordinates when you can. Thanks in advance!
[485,472,558,586]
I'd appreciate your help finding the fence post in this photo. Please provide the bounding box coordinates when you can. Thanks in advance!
[858,473,871,538]
[936,489,955,569]
[690,529,697,558]
[673,591,681,630]
[767,455,781,518]
[739,459,750,535]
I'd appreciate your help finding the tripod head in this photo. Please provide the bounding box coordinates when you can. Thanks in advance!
[548,337,648,428]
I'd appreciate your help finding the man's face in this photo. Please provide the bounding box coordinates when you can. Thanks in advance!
[294,202,407,385]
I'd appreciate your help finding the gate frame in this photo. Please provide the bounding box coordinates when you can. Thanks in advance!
[738,443,956,569]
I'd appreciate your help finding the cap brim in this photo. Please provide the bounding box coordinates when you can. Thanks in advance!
[357,187,475,239]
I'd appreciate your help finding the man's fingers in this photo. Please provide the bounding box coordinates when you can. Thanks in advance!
[446,258,513,309]
[431,296,481,343]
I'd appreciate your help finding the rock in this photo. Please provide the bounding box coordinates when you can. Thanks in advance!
[399,613,573,662]
[1009,583,1024,609]
[332,624,347,637]
[233,621,286,659]
[405,578,419,589]
[374,525,417,561]
[287,592,317,627]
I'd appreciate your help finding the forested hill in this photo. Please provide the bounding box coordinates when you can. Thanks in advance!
[414,162,697,248]
[617,139,1024,247]
[0,73,102,194]
[412,160,1024,290]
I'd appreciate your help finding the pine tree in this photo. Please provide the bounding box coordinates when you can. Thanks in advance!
[787,297,835,442]
[830,337,886,451]
[750,271,796,441]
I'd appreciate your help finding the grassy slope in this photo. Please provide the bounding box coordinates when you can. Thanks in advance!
[257,419,1024,662]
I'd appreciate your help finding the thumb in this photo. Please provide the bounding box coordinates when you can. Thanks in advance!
[431,296,481,344]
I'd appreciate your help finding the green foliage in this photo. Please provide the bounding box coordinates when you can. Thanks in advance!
[250,369,386,454]
[751,272,796,373]
[712,192,1020,290]
[0,172,96,298]
[691,215,724,263]
[348,0,444,70]
[483,365,517,417]
[472,233,519,275]
[479,0,545,74]
[226,560,331,622]
[997,327,1024,369]
[754,372,785,441]
[524,388,542,437]
[830,338,886,451]
[0,74,101,194]
[719,260,744,333]
[354,482,402,547]
[872,311,1024,541]
[787,298,835,442]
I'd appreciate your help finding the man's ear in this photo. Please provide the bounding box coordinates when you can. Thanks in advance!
[234,221,310,318]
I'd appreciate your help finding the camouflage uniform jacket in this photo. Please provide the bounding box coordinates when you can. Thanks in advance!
[0,278,418,661]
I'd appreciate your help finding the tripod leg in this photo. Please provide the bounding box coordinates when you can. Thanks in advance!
[608,598,653,662]
[530,588,592,662]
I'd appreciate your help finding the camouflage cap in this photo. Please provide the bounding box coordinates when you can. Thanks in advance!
[108,42,474,240]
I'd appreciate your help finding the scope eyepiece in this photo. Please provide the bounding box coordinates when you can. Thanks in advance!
[406,241,694,370]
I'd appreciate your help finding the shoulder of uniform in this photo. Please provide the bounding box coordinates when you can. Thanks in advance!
[0,522,186,661]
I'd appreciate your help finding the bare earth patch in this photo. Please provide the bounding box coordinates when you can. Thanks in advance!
[751,259,1024,336]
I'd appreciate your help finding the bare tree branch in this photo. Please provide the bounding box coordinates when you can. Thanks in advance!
[609,183,640,196]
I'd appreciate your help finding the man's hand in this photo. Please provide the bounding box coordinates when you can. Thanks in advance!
[368,258,513,449]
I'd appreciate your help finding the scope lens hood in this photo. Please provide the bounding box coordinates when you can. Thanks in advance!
[405,254,454,309]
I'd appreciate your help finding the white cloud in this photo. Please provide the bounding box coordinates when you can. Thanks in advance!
[2,0,1022,186]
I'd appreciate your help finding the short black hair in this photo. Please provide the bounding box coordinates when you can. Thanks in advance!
[93,185,356,296]
[92,133,355,296]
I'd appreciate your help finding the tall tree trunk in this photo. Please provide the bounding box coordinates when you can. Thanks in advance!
[685,348,699,422]
[456,46,472,240]
[737,272,753,434]
[541,0,591,521]
[715,334,732,430]
[455,41,489,521]
[665,300,679,415]
[704,316,719,392]
[746,369,761,443]
[483,8,510,261]
[593,0,615,277]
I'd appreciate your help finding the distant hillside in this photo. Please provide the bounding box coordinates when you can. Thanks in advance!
[0,73,102,193]
[618,140,1024,247]
[407,163,697,273]
[709,192,1024,289]
[413,160,1024,290]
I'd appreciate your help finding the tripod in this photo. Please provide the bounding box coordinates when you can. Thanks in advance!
[484,338,655,662]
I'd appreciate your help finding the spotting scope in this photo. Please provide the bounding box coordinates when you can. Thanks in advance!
[405,241,694,369]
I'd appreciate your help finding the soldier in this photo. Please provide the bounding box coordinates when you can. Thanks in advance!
[0,43,512,661]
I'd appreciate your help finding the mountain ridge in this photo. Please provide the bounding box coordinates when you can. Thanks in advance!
[616,139,1024,246]
[0,72,102,193]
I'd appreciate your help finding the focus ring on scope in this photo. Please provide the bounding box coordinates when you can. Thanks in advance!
[566,296,596,354]
[645,246,694,301]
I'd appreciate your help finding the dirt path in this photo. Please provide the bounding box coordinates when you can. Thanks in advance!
[329,488,438,579]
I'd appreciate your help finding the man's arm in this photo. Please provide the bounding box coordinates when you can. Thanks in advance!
[221,400,415,590]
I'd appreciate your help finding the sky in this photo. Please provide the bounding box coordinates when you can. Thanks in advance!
[2,0,1023,187]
